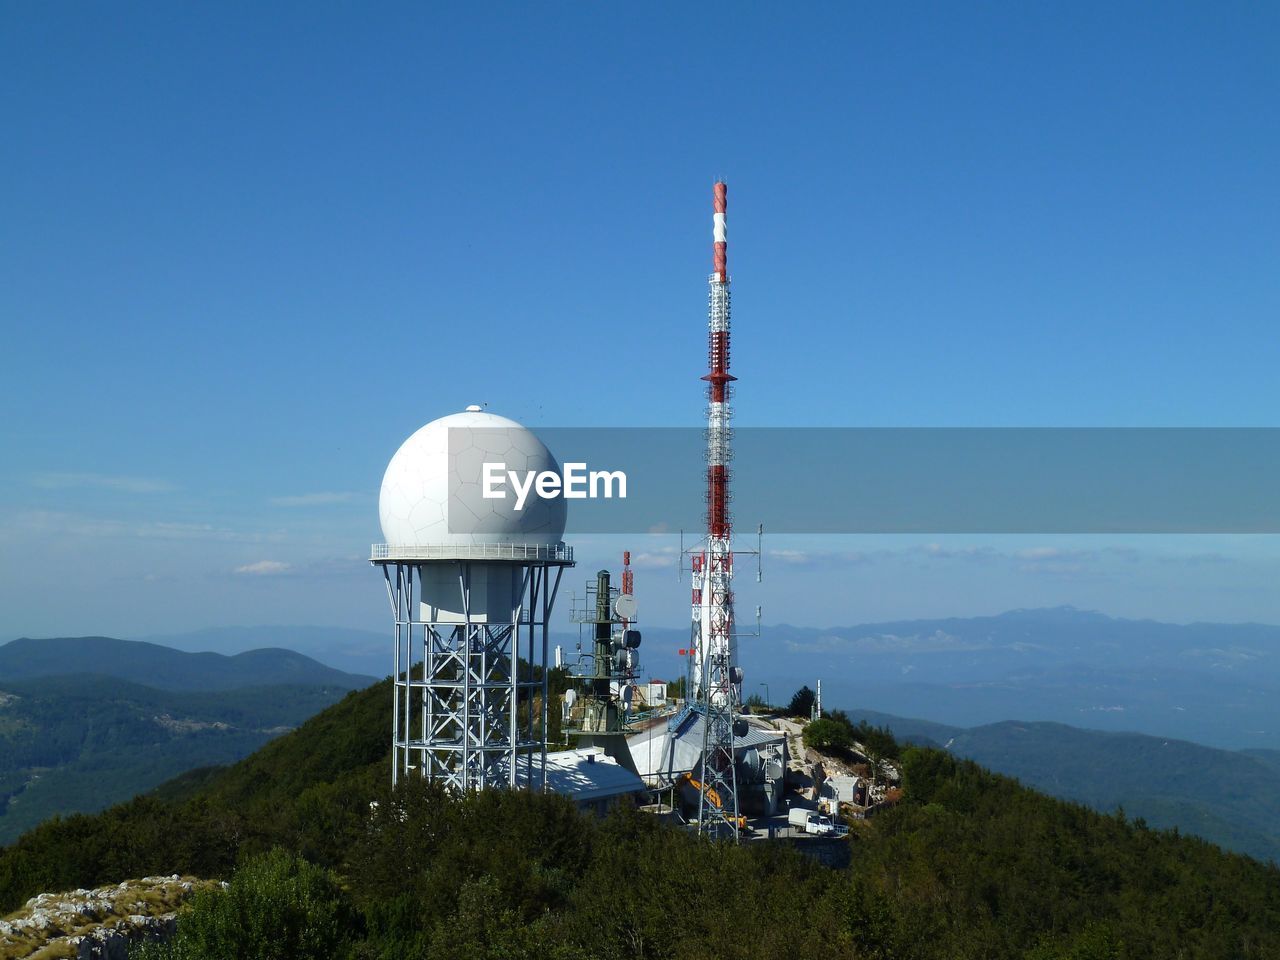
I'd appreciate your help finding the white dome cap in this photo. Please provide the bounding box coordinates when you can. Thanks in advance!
[379,409,567,549]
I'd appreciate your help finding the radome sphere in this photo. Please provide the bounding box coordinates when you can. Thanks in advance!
[378,409,567,548]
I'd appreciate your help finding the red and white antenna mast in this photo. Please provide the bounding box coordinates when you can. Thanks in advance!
[706,182,735,543]
[691,181,745,839]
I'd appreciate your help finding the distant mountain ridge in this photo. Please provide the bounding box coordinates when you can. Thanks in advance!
[732,606,1280,749]
[133,609,1280,749]
[764,605,1280,684]
[841,707,1280,863]
[138,625,389,678]
[0,636,375,691]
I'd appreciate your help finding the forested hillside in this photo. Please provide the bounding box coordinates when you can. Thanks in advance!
[843,709,1280,863]
[2,680,1277,959]
[0,675,357,844]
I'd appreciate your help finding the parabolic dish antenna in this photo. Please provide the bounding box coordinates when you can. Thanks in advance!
[614,593,637,620]
[564,688,577,708]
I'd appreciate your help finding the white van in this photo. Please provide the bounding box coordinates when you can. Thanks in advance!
[787,808,837,835]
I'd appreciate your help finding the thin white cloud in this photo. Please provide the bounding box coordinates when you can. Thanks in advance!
[1015,546,1073,561]
[31,472,174,494]
[769,549,813,565]
[627,549,679,570]
[1018,561,1092,578]
[922,543,999,561]
[270,492,363,507]
[9,510,286,544]
[765,548,876,567]
[234,560,292,576]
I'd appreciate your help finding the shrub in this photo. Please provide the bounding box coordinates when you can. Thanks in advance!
[132,849,357,960]
[803,718,853,752]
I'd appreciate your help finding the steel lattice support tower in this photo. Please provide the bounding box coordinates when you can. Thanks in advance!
[691,181,744,840]
[376,550,570,792]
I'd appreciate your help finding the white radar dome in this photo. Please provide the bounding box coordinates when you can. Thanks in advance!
[379,409,567,549]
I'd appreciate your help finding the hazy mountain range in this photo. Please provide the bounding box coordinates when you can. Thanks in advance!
[729,606,1280,751]
[134,607,1280,751]
[1,636,374,691]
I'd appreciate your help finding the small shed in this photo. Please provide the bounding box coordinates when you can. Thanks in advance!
[641,680,668,707]
[820,775,864,807]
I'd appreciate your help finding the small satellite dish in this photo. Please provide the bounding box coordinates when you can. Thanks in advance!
[614,593,637,620]
[564,689,578,708]
[622,685,634,708]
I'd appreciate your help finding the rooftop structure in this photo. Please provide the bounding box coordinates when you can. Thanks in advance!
[378,407,567,552]
[544,747,647,814]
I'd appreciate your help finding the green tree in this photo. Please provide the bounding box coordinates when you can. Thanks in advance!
[787,685,816,718]
[851,718,900,761]
[1027,922,1122,960]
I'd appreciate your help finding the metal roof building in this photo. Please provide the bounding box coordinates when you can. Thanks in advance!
[543,747,648,815]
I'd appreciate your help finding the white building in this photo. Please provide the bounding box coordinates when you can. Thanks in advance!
[639,680,667,707]
[820,775,864,809]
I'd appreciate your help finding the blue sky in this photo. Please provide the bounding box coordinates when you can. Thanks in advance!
[3,3,1279,638]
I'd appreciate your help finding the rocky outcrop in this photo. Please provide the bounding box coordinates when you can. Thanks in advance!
[0,874,215,960]
[72,914,175,960]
